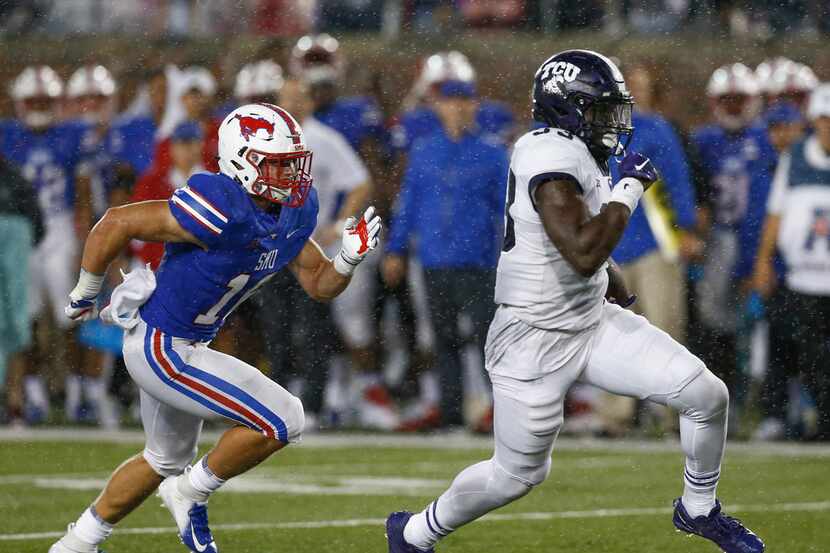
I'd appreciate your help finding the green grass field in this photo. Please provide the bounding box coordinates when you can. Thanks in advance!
[0,430,827,553]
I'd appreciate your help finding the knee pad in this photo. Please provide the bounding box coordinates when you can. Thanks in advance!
[673,369,729,421]
[491,460,540,503]
[143,443,197,478]
[283,394,305,443]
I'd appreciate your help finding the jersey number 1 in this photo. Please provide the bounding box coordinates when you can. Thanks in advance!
[194,274,251,325]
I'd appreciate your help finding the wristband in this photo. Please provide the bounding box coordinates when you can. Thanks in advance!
[333,249,359,276]
[609,177,644,214]
[70,269,105,301]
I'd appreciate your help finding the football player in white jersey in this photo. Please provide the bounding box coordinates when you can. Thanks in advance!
[386,50,764,553]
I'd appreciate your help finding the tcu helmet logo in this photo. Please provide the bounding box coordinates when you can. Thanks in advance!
[539,61,581,94]
[235,114,275,141]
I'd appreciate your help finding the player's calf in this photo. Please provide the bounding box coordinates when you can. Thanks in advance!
[390,458,539,552]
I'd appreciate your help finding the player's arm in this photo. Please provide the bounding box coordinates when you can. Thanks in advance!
[752,151,789,297]
[605,257,636,307]
[66,201,203,320]
[752,214,781,297]
[535,152,658,277]
[536,180,631,276]
[289,207,382,302]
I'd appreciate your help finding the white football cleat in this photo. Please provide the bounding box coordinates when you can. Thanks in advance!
[157,475,218,553]
[48,524,102,553]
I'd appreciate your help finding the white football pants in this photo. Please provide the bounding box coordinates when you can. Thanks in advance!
[122,317,305,477]
[421,302,728,537]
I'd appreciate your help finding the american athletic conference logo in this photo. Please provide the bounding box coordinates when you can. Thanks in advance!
[235,114,275,141]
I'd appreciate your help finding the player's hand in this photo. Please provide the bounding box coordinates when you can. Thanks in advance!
[65,294,98,322]
[333,206,382,276]
[752,260,777,298]
[65,269,105,322]
[382,255,407,288]
[618,151,659,190]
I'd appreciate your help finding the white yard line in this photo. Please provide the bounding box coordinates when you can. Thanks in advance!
[2,427,830,457]
[2,500,829,542]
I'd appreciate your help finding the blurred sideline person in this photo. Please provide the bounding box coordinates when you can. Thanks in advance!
[387,49,763,553]
[106,67,167,180]
[746,101,807,441]
[0,66,92,423]
[154,67,220,174]
[291,36,422,411]
[66,64,122,426]
[0,157,43,424]
[383,80,508,430]
[50,103,382,553]
[690,63,776,415]
[393,51,515,152]
[290,34,388,157]
[752,84,830,441]
[276,77,396,429]
[756,57,818,113]
[131,121,206,269]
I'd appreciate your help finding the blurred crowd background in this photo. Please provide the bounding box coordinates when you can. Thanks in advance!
[1,0,830,443]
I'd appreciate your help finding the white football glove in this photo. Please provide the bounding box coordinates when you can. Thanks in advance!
[65,269,105,322]
[333,206,382,276]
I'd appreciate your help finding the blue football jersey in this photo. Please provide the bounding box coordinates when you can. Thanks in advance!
[140,172,319,341]
[692,123,776,278]
[392,100,514,152]
[107,114,158,177]
[0,119,93,217]
[78,126,121,217]
[314,96,387,152]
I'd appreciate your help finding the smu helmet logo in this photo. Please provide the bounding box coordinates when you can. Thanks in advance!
[235,114,275,141]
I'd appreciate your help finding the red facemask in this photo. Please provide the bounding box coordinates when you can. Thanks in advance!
[246,148,313,208]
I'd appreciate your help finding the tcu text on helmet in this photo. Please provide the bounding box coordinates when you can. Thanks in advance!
[539,61,582,92]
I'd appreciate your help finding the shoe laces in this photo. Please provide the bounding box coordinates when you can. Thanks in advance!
[711,510,750,538]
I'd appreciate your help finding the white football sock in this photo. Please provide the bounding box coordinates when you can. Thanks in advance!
[70,506,112,546]
[82,376,105,403]
[404,459,531,551]
[24,375,49,410]
[65,374,83,421]
[659,370,727,518]
[179,456,225,503]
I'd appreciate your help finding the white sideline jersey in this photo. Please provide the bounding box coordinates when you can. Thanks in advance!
[494,128,611,331]
[301,117,369,240]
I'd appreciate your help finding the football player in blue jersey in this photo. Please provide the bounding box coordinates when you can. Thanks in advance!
[106,67,166,179]
[291,34,406,418]
[290,34,388,155]
[691,63,776,410]
[0,66,93,423]
[49,103,381,553]
[66,64,122,427]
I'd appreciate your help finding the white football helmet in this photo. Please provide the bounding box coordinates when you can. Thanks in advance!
[706,63,761,131]
[66,65,117,124]
[10,65,63,129]
[807,83,830,122]
[218,103,313,207]
[234,60,285,103]
[290,34,343,84]
[755,57,792,96]
[770,61,818,108]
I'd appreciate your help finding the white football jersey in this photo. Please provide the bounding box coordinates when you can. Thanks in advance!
[494,128,611,330]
